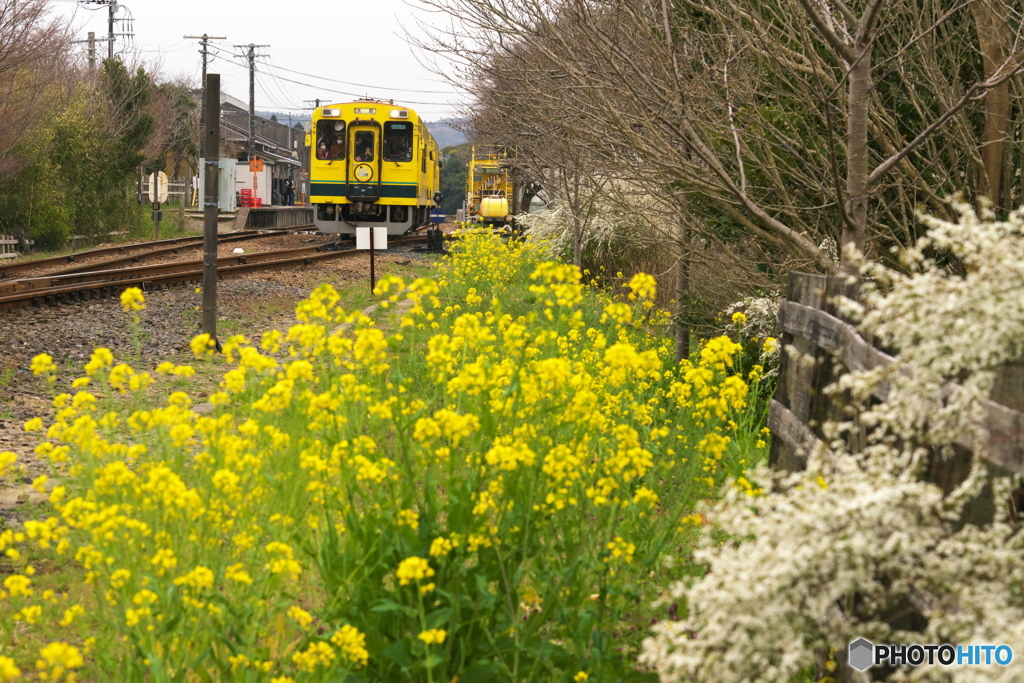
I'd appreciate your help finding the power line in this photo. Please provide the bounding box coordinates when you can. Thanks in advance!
[252,65,457,107]
[204,47,462,109]
[261,58,459,95]
[207,51,461,114]
[78,1,132,60]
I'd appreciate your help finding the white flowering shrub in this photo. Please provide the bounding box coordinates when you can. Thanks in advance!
[640,202,1024,682]
[726,295,781,340]
[517,193,676,265]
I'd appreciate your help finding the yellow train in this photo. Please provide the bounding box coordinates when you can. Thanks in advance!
[465,146,514,226]
[307,101,441,234]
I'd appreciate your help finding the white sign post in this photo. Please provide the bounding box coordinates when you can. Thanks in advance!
[148,171,169,238]
[356,227,388,293]
[148,171,169,203]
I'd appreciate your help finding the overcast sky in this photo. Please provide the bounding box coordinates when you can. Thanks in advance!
[49,0,466,121]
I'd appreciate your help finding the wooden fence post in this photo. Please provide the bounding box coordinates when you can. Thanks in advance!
[769,272,826,471]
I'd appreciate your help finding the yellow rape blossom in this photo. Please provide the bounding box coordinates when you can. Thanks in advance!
[35,642,83,680]
[418,628,447,645]
[119,287,145,312]
[30,353,56,379]
[190,333,217,359]
[396,556,434,585]
[330,624,369,666]
[0,656,20,681]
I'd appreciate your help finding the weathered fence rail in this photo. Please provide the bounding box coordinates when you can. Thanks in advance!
[0,234,34,259]
[768,271,1024,475]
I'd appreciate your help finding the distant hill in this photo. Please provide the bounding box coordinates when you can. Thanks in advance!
[427,119,468,148]
[255,110,310,127]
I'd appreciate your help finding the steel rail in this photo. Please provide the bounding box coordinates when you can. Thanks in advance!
[0,235,426,314]
[0,226,314,279]
[44,229,336,278]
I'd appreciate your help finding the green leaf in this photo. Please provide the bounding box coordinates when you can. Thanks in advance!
[370,598,417,617]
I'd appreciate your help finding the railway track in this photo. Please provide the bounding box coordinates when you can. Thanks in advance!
[0,234,428,314]
[0,226,316,280]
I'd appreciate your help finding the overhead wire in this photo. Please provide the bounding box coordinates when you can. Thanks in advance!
[252,66,459,107]
[199,38,463,118]
[261,57,459,95]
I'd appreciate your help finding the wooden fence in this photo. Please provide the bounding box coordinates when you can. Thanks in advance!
[140,178,189,204]
[0,234,34,259]
[768,271,1024,479]
[768,270,1024,680]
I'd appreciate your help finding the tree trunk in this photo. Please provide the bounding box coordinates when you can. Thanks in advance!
[572,212,582,267]
[971,0,1012,210]
[844,50,872,258]
[675,201,690,362]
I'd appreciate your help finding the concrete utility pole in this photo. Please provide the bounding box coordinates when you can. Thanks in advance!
[234,43,269,161]
[87,32,96,69]
[184,34,226,158]
[78,1,130,60]
[202,73,221,342]
[107,1,116,59]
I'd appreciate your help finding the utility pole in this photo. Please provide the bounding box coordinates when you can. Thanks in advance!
[202,73,221,342]
[184,34,226,158]
[107,0,116,60]
[87,32,96,69]
[79,1,132,60]
[234,43,269,161]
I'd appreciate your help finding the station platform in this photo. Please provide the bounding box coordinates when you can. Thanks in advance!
[186,206,314,231]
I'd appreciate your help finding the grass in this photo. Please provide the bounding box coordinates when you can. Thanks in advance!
[138,201,199,241]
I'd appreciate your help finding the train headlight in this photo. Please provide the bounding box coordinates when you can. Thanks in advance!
[390,109,409,119]
[321,108,340,117]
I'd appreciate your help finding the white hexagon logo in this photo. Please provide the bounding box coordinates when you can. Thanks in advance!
[849,638,874,671]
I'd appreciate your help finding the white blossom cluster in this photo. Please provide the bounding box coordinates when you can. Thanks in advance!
[842,201,1024,452]
[640,203,1024,682]
[515,191,677,264]
[640,454,1024,682]
[726,294,781,340]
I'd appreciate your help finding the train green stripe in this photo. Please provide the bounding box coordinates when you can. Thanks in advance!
[311,182,419,199]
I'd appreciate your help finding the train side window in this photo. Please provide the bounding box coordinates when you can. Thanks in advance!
[354,131,375,162]
[317,120,345,160]
[383,123,413,163]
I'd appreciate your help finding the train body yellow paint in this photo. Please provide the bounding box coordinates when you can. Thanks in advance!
[308,101,440,235]
[465,146,513,226]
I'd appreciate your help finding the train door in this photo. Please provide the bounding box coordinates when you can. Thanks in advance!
[347,125,380,201]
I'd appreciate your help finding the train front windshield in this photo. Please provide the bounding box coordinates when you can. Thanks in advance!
[316,120,346,160]
[383,123,412,162]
